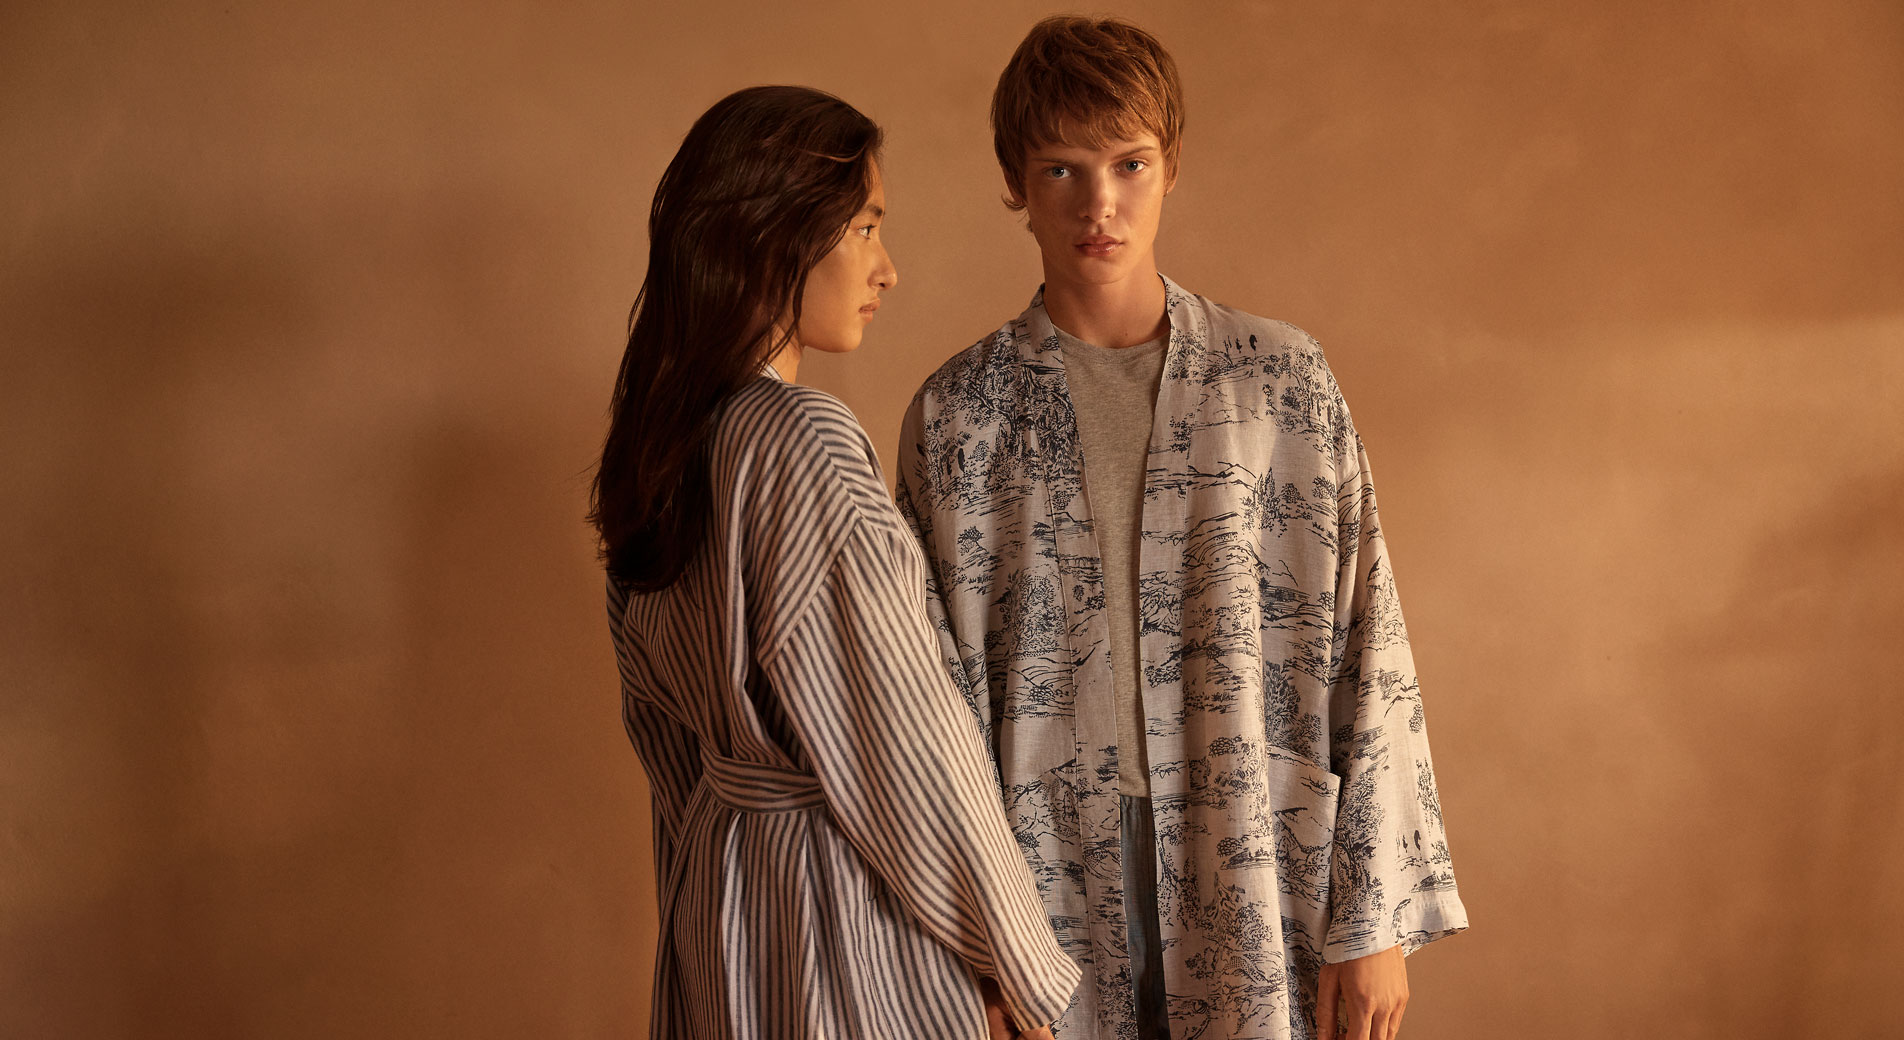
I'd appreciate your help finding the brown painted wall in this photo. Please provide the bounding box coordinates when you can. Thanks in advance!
[4,2,1899,1037]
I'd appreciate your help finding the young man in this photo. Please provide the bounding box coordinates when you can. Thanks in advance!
[896,17,1468,1040]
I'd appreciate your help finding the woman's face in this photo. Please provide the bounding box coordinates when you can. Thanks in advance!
[795,164,897,355]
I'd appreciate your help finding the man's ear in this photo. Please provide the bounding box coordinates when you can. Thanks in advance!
[1002,170,1027,210]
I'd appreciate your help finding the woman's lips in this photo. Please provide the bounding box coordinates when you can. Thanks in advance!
[859,300,880,319]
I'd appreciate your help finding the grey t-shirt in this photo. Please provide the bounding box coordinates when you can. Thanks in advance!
[1055,325,1168,797]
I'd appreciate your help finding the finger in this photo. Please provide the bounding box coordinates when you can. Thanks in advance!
[1345,1000,1373,1040]
[1366,1007,1391,1040]
[1316,966,1339,1039]
[1386,1000,1406,1040]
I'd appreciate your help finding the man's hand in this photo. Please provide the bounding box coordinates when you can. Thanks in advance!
[979,978,1055,1040]
[1316,944,1408,1040]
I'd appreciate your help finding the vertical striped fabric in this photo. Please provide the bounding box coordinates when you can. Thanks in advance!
[607,374,1081,1039]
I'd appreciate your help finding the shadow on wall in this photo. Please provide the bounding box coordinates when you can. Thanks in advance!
[3,177,639,1035]
[3,215,419,1035]
[1633,466,1904,1037]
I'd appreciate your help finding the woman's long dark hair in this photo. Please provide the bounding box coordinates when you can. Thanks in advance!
[590,86,882,590]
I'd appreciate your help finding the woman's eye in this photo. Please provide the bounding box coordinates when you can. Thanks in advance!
[1045,166,1070,179]
[856,224,877,239]
[1124,160,1147,172]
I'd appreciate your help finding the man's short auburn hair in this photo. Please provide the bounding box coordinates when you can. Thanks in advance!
[991,16,1185,210]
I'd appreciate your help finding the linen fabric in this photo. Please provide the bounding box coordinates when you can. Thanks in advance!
[607,375,1081,1039]
[895,275,1469,1039]
[1054,326,1169,798]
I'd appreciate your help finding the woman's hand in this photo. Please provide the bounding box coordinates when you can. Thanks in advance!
[1316,944,1409,1040]
[980,977,1055,1040]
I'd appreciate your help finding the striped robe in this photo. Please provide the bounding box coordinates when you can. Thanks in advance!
[606,374,1081,1040]
[896,275,1469,1039]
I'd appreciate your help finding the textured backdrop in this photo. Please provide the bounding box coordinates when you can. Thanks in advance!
[4,1,1900,1036]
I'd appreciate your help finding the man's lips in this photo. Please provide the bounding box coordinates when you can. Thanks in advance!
[859,300,881,318]
[1075,235,1121,257]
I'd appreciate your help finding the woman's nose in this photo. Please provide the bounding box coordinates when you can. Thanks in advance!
[874,245,897,290]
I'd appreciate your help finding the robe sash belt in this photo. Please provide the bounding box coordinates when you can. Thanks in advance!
[700,751,826,813]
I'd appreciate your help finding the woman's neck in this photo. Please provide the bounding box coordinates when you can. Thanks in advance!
[768,335,802,382]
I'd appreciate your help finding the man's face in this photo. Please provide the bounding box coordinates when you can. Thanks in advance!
[1009,133,1172,288]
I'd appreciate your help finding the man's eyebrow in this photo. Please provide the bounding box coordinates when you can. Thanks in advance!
[1029,145,1160,163]
[860,204,885,219]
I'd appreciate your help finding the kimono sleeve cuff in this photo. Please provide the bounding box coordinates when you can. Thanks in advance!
[998,948,1084,1034]
[1322,888,1470,964]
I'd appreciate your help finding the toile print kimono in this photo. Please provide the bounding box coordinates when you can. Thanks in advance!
[895,275,1468,1040]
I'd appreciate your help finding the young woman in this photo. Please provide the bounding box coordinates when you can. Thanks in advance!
[590,86,1079,1040]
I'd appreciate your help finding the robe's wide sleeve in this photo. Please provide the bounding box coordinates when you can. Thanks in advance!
[761,514,1080,1031]
[1322,419,1470,963]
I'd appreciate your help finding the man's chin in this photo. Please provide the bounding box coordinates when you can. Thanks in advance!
[1044,254,1144,286]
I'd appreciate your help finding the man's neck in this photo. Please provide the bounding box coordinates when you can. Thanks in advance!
[1041,264,1168,349]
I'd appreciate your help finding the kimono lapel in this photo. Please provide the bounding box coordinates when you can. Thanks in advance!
[1132,276,1208,805]
[1012,275,1209,796]
[1005,275,1211,1021]
[1006,288,1126,1017]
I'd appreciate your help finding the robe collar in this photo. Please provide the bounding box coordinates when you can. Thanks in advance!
[997,271,1210,530]
[1017,271,1207,368]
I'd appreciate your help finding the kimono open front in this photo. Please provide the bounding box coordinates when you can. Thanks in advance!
[897,275,1469,1039]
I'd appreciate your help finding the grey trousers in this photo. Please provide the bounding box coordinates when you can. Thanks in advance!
[1121,795,1171,1039]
